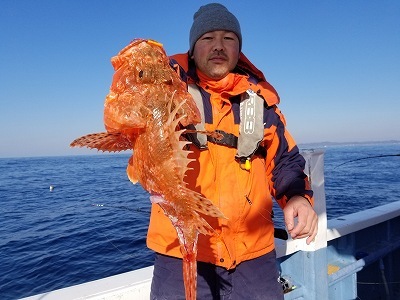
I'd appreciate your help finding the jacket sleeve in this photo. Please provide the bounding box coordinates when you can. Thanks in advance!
[262,105,314,209]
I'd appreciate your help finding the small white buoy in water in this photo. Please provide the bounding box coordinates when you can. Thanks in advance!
[50,185,54,191]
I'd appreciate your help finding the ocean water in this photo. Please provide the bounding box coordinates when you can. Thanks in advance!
[1,142,399,299]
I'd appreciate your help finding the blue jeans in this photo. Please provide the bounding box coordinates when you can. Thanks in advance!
[150,250,284,300]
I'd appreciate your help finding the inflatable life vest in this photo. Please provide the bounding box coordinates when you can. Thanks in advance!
[170,52,280,167]
[185,84,265,160]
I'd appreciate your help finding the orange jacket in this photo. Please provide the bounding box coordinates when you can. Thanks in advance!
[146,52,313,269]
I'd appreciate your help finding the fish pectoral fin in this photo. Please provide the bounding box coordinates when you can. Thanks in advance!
[191,192,226,220]
[70,132,132,152]
[191,212,215,236]
[180,189,227,235]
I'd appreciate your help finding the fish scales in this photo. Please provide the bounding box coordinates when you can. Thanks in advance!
[70,39,225,300]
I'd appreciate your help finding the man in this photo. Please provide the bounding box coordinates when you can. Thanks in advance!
[148,3,318,299]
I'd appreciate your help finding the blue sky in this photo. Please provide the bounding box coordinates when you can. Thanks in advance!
[1,1,399,158]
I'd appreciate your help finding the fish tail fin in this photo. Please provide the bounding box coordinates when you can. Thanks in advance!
[70,132,133,152]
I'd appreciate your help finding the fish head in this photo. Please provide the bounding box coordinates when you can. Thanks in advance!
[104,39,201,135]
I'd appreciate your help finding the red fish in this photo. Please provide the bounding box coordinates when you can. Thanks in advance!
[70,39,225,300]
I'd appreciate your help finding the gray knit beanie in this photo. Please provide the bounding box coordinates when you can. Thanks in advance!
[189,3,242,55]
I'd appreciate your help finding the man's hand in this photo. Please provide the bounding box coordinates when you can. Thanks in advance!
[283,195,318,245]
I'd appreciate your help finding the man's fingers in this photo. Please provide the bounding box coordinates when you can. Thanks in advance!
[288,205,318,241]
[306,216,319,244]
[287,205,308,238]
[284,206,295,233]
[283,196,318,243]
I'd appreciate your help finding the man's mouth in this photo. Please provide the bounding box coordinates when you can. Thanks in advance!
[209,55,227,63]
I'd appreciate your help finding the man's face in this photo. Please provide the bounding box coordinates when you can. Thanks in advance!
[191,30,240,80]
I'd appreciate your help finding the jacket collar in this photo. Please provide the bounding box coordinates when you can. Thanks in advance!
[170,52,280,106]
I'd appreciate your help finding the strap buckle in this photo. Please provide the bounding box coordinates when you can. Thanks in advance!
[207,130,238,148]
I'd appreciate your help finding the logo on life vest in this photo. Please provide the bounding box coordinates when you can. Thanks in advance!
[243,90,256,134]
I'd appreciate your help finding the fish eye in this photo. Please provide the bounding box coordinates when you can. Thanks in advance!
[138,70,144,78]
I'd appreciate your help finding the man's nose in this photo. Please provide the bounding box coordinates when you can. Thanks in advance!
[213,38,224,51]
